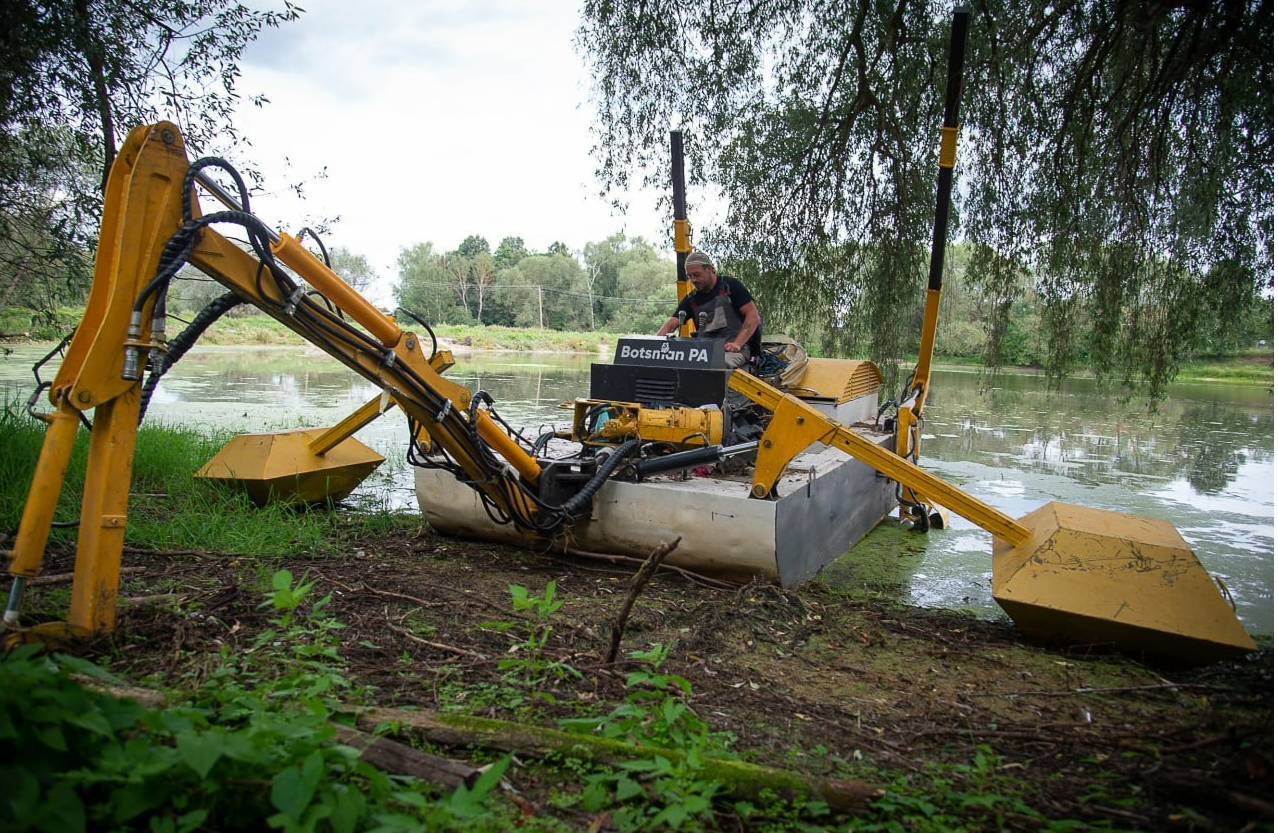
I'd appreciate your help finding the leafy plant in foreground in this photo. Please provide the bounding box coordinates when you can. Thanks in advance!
[563,643,731,752]
[861,745,1096,833]
[0,571,513,832]
[559,643,739,831]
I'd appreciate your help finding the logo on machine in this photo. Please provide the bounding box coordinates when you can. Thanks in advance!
[618,343,711,364]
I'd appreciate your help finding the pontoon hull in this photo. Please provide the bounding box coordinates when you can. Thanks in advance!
[416,444,896,586]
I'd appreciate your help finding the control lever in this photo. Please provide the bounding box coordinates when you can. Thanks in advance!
[669,310,687,340]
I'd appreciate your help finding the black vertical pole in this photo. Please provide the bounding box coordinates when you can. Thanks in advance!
[913,6,970,386]
[670,131,692,308]
[926,7,970,294]
[897,6,971,525]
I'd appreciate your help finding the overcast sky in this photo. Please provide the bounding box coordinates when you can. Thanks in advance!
[226,0,672,304]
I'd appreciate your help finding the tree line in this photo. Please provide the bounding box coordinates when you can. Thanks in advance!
[14,221,1273,371]
[392,233,675,334]
[182,229,1272,369]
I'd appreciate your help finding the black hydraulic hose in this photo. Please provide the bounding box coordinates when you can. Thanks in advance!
[129,158,256,320]
[296,227,330,267]
[134,209,272,315]
[559,438,640,519]
[875,397,897,431]
[183,157,252,222]
[30,332,73,390]
[630,444,722,480]
[133,223,200,314]
[138,292,244,423]
[531,430,556,456]
[395,307,438,360]
[467,390,496,447]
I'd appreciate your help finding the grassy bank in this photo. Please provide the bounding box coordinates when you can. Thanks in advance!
[0,403,403,557]
[4,308,1271,385]
[198,315,617,354]
[147,313,1278,386]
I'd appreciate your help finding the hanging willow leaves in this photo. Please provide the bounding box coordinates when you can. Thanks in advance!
[577,0,1272,399]
[0,0,302,321]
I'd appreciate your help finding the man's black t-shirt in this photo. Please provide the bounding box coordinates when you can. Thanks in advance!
[673,275,753,320]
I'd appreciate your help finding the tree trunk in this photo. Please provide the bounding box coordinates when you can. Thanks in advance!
[71,0,117,192]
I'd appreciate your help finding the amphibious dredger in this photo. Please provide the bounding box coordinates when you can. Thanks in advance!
[2,12,1257,664]
[415,334,896,587]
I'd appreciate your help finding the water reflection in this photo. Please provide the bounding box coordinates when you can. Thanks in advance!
[1,347,1271,635]
[926,372,1274,497]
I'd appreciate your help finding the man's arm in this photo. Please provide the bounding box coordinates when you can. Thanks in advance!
[724,301,761,353]
[655,315,682,336]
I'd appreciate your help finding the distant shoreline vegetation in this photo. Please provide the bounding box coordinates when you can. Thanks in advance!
[2,309,1271,387]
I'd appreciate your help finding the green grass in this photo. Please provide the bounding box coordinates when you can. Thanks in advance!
[1175,348,1273,384]
[0,402,389,557]
[931,350,1273,386]
[429,323,614,353]
[0,306,82,341]
[175,313,618,353]
[197,313,310,345]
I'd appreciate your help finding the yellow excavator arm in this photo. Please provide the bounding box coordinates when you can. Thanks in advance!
[2,122,611,642]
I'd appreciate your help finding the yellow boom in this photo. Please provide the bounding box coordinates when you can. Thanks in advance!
[729,371,1256,663]
[2,122,556,643]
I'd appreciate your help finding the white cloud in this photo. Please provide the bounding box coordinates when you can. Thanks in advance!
[218,0,672,304]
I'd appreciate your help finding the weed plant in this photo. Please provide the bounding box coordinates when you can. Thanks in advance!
[560,643,736,830]
[484,581,581,691]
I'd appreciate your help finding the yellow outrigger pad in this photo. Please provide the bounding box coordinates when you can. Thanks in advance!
[993,502,1257,664]
[196,428,384,506]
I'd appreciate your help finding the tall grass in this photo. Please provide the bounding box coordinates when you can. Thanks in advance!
[0,401,383,556]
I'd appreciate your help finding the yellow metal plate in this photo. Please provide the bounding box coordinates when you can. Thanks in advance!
[196,428,384,505]
[993,502,1256,664]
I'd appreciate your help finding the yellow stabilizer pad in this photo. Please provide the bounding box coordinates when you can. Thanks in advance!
[993,502,1256,665]
[196,428,384,506]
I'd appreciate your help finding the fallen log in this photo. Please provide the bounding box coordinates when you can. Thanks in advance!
[330,724,480,789]
[76,681,882,811]
[356,705,883,812]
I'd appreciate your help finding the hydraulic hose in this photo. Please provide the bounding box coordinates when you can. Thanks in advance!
[137,291,244,422]
[558,438,640,520]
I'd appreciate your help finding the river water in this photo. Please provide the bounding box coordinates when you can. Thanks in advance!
[2,343,1272,638]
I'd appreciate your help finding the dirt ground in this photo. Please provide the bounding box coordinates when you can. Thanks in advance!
[25,523,1274,831]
